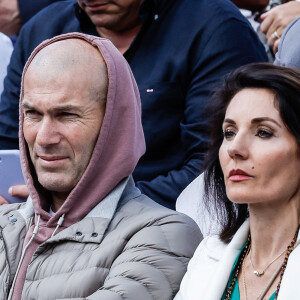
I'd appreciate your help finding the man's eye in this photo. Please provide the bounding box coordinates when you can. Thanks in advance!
[223,129,236,140]
[25,110,39,117]
[256,129,273,139]
[61,112,77,117]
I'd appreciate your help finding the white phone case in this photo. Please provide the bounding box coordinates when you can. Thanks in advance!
[0,150,26,203]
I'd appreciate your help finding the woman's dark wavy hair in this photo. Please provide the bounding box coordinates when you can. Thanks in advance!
[204,63,300,243]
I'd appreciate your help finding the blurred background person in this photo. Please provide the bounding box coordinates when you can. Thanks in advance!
[261,0,300,54]
[0,32,13,94]
[0,0,67,41]
[0,0,68,103]
[231,0,300,61]
[274,16,300,68]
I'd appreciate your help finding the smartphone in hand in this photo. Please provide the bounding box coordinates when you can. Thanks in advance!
[0,150,26,203]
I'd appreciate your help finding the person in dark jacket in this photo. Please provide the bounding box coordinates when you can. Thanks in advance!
[0,0,268,208]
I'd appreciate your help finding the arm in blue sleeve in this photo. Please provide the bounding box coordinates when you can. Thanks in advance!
[135,19,267,209]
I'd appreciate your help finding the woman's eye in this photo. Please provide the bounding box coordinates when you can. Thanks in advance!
[223,129,236,140]
[256,128,273,138]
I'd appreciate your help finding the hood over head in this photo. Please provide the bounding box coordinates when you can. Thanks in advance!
[274,17,300,69]
[19,32,146,228]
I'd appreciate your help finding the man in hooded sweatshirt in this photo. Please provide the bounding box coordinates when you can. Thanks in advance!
[0,33,201,300]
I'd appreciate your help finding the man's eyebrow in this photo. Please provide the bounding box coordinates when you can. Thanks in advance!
[251,117,282,128]
[51,105,83,113]
[22,103,35,110]
[22,103,83,113]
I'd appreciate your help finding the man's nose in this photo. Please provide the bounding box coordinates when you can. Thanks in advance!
[35,117,61,146]
[227,133,249,160]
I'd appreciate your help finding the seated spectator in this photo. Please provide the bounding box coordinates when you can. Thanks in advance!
[0,0,21,37]
[231,1,300,61]
[260,0,300,54]
[274,17,300,68]
[0,0,267,208]
[175,63,300,299]
[0,33,201,299]
[0,32,13,94]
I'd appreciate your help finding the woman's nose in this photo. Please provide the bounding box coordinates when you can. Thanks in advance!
[227,133,249,160]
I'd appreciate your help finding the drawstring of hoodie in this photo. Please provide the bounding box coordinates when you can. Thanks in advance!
[7,213,65,299]
[8,214,41,300]
[51,214,65,237]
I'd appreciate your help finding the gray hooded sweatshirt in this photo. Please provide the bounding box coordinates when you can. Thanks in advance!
[0,33,202,299]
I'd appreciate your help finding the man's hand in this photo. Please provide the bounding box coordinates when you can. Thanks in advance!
[0,0,22,35]
[260,1,300,53]
[0,185,29,205]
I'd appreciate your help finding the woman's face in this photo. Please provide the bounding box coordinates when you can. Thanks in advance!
[219,88,300,205]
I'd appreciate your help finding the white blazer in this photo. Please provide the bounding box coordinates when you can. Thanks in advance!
[175,219,300,300]
[176,173,222,237]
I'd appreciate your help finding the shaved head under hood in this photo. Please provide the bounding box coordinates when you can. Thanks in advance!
[19,33,145,226]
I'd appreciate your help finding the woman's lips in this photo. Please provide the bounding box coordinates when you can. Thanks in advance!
[228,169,253,182]
[229,175,252,182]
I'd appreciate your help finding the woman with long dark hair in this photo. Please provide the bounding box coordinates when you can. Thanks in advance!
[175,63,300,300]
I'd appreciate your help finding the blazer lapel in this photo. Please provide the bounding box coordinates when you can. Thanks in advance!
[276,233,300,299]
[205,219,250,300]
